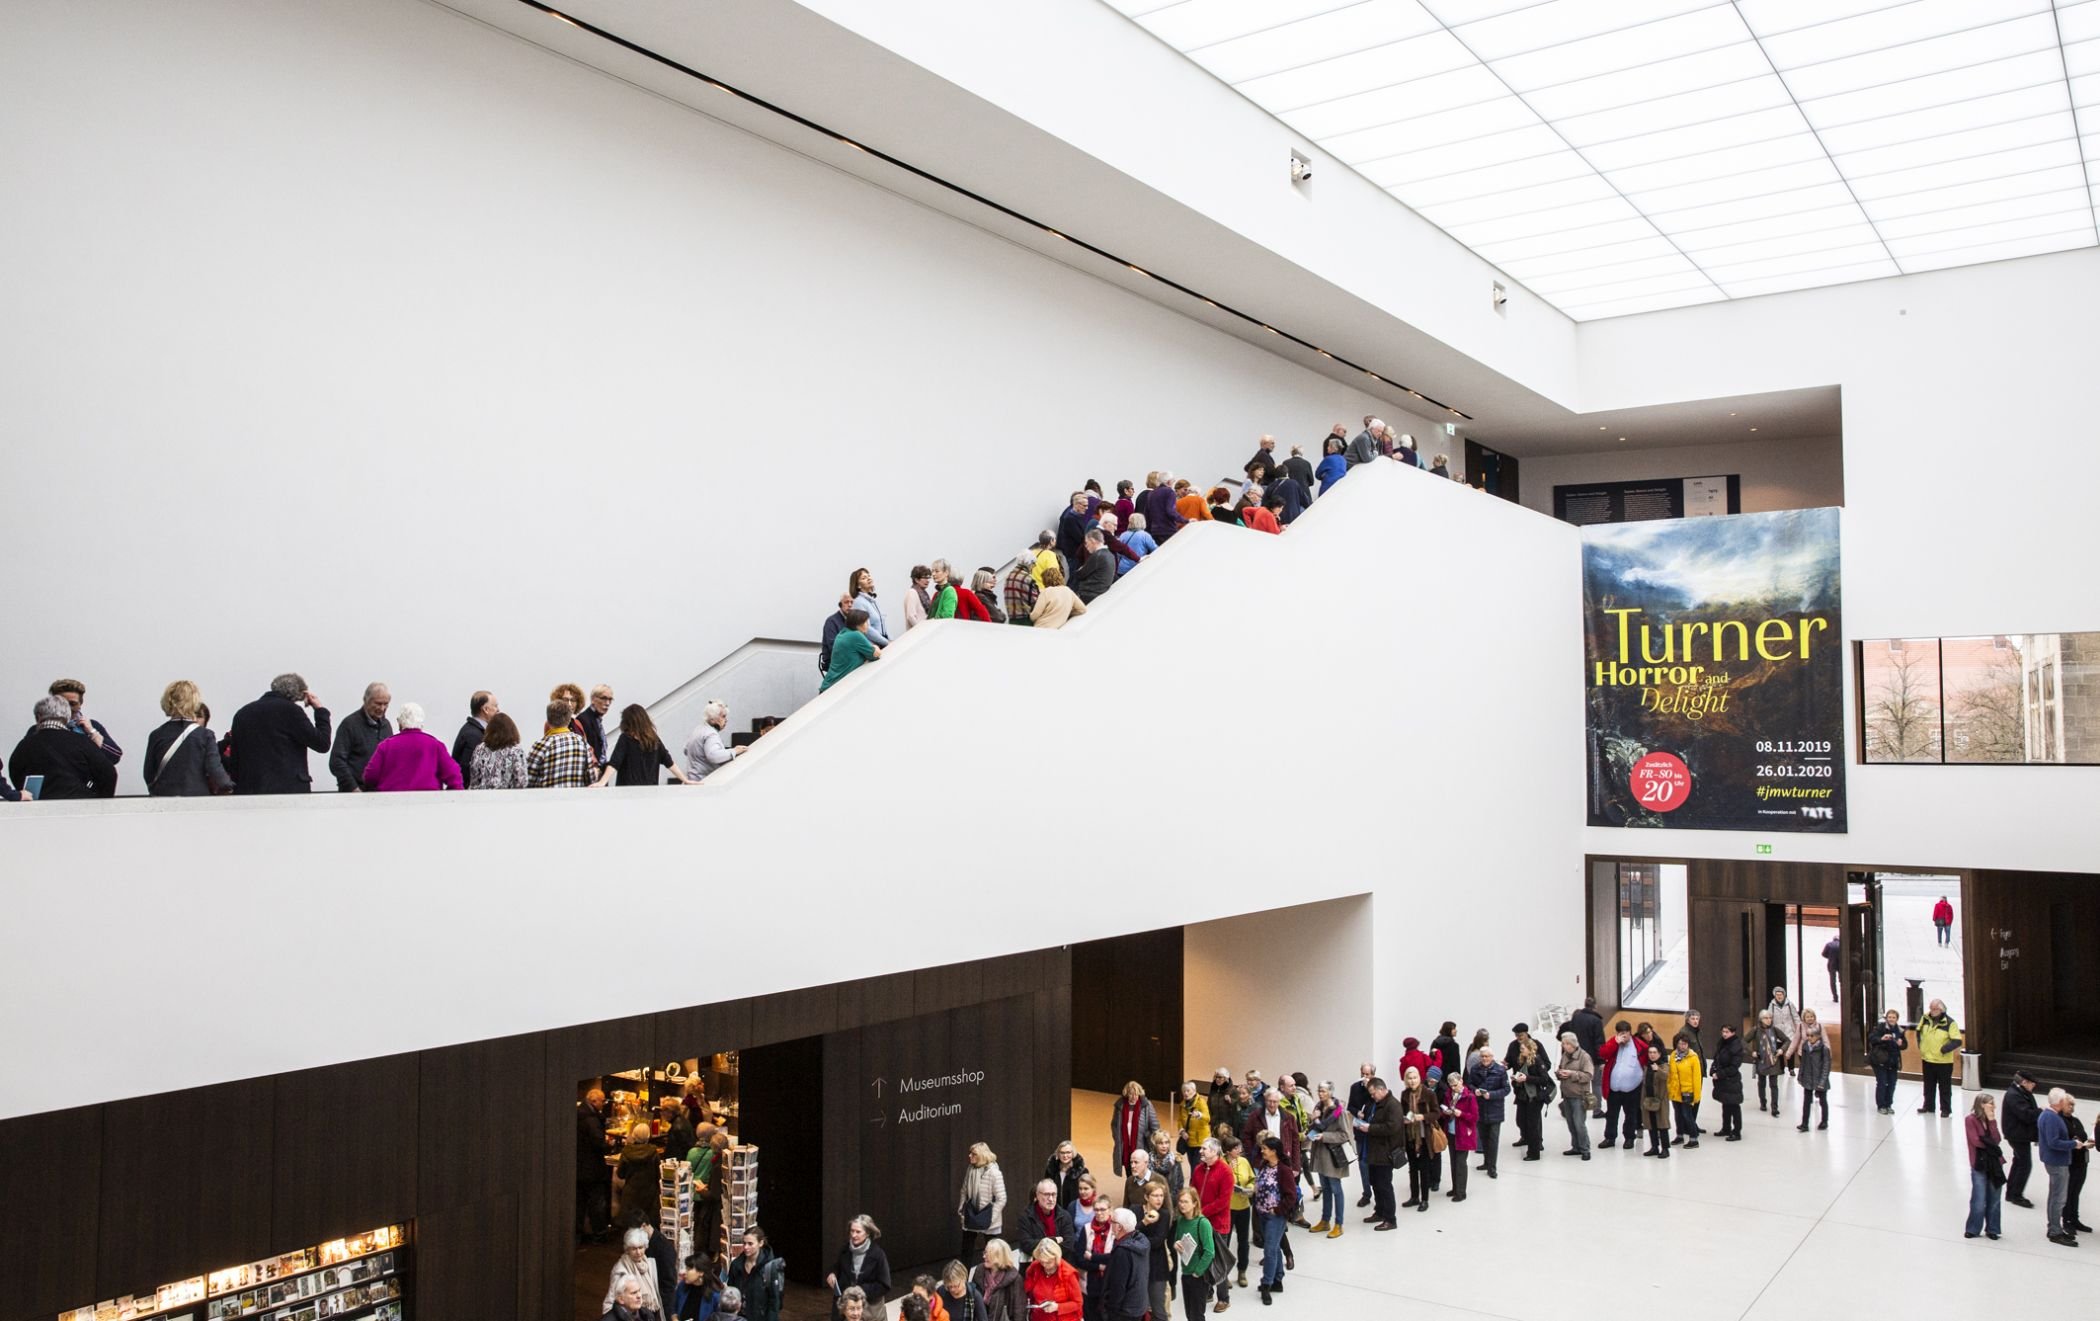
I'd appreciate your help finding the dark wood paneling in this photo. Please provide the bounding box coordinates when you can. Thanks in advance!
[839,971,915,1030]
[1968,870,2100,1061]
[416,1194,519,1319]
[1689,899,1763,1036]
[0,1105,101,1321]
[1689,859,1845,905]
[653,996,751,1064]
[418,1032,546,1215]
[913,960,983,1018]
[271,1053,419,1250]
[98,1079,275,1299]
[749,983,838,1047]
[1071,928,1182,1098]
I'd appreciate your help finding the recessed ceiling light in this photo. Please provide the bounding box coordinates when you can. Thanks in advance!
[1750,427,1759,432]
[1728,412,1737,416]
[1618,436,1626,441]
[1598,425,1607,430]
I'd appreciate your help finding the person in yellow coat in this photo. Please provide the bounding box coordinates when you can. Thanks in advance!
[1178,1080,1212,1154]
[1916,997,1964,1117]
[1668,1035,1705,1149]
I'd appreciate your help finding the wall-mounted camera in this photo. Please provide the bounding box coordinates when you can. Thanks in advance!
[1289,149,1312,186]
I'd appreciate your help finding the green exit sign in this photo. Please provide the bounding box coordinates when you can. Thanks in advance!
[1756,843,1774,855]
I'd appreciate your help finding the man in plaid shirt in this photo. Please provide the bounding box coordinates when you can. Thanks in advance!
[1003,554,1040,624]
[527,701,595,788]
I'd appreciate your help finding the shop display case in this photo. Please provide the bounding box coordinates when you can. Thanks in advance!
[61,1224,410,1321]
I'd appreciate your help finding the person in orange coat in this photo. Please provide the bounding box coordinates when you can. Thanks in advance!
[1174,479,1212,525]
[1022,1237,1083,1319]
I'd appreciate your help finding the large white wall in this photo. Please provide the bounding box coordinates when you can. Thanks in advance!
[1184,897,1376,1088]
[1576,251,2100,873]
[0,0,1417,766]
[1518,435,1845,518]
[0,465,1586,1119]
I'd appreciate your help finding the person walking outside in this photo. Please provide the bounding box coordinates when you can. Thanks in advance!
[1965,1093,2006,1241]
[1933,894,1955,947]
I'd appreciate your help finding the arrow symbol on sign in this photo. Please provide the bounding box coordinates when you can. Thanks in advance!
[870,1115,886,1127]
[871,1077,885,1097]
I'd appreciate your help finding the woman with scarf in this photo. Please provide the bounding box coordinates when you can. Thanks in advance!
[1109,1082,1159,1177]
[968,1239,1024,1321]
[1510,1035,1554,1162]
[1305,1081,1353,1235]
[1965,1093,2007,1239]
[1398,1067,1440,1212]
[1640,1045,1674,1157]
[1437,1070,1474,1203]
[1022,1238,1084,1319]
[1075,1192,1116,1321]
[1791,1010,1833,1132]
[1044,1140,1089,1211]
[1749,1010,1790,1118]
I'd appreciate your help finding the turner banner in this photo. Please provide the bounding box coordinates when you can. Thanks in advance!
[1583,507,1847,833]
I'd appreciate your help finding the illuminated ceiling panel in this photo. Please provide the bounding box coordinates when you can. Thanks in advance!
[1106,0,2100,320]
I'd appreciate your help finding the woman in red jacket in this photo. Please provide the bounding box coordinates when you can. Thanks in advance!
[1022,1237,1083,1318]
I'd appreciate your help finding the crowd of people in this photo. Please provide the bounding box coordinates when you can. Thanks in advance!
[583,991,2094,1321]
[5,420,1458,804]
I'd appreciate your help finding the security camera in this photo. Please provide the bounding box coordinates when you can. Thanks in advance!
[1290,150,1312,185]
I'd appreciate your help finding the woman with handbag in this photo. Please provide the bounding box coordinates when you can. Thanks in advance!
[1966,1093,2006,1239]
[1395,1069,1436,1211]
[958,1143,1007,1264]
[1790,1012,1833,1132]
[1305,1082,1352,1236]
[1640,1046,1674,1157]
[1437,1071,1472,1202]
[1171,1186,1219,1319]
[1510,1037,1554,1162]
[1749,1011,1789,1118]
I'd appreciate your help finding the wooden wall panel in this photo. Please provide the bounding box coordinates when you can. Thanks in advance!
[98,1078,275,1300]
[417,1032,545,1216]
[653,996,751,1065]
[749,983,837,1047]
[914,960,984,1018]
[839,971,914,1031]
[415,1194,519,1319]
[270,1053,419,1251]
[0,1105,101,1321]
[1070,928,1182,1097]
[1688,859,1846,905]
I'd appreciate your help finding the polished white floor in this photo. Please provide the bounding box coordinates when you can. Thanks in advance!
[1072,1076,2094,1321]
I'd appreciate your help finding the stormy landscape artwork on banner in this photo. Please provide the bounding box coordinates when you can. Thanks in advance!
[1583,507,1847,833]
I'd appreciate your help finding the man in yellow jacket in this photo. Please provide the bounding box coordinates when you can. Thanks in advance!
[1668,1034,1705,1149]
[1916,998,1963,1117]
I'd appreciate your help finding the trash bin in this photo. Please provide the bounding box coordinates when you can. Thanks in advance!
[1961,1051,1983,1092]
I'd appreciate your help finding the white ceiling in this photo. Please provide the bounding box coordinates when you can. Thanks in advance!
[1105,0,2100,320]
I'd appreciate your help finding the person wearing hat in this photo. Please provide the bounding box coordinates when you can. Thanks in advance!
[1398,1038,1433,1083]
[1506,1024,1555,1162]
[2004,1071,2044,1208]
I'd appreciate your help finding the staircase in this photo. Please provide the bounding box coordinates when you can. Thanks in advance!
[1983,1048,2100,1096]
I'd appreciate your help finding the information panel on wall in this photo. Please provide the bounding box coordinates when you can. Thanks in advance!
[1583,507,1847,833]
[1553,474,1740,526]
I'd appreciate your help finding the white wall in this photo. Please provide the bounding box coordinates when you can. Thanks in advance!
[1518,435,1845,518]
[1575,251,2100,872]
[0,0,1400,770]
[1184,897,1375,1087]
[0,464,1587,1119]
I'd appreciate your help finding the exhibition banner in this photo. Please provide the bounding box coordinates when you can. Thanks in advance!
[1583,507,1847,833]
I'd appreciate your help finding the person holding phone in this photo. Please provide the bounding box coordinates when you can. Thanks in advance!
[1021,1238,1081,1319]
[9,694,118,798]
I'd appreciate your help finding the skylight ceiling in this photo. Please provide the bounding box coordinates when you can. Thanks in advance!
[1106,0,2100,320]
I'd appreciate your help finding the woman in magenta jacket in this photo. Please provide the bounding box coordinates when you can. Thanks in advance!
[1442,1072,1478,1203]
[357,703,461,791]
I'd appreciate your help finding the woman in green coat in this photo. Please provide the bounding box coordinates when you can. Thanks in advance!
[1172,1185,1218,1319]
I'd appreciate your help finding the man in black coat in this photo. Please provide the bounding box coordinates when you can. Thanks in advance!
[1055,492,1090,567]
[819,594,854,675]
[1279,444,1318,496]
[1102,1209,1149,1321]
[1568,998,1607,1113]
[228,675,333,794]
[2005,1071,2042,1207]
[1070,531,1116,604]
[1355,1077,1402,1229]
[451,691,496,779]
[1245,435,1283,483]
[576,1088,614,1240]
[9,695,119,798]
[1011,1178,1077,1260]
[329,683,393,791]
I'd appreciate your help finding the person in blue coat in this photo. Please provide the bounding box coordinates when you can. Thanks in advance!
[2040,1089,2082,1246]
[1463,1049,1511,1179]
[1314,436,1348,494]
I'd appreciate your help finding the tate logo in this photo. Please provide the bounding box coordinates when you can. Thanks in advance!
[1801,806,1834,820]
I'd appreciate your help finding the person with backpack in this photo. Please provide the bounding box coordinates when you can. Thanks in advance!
[725,1227,785,1321]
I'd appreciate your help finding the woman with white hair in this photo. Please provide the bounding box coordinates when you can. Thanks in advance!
[684,700,744,782]
[356,701,463,791]
[1115,513,1157,575]
[826,1216,891,1320]
[7,693,119,798]
[604,1226,666,1316]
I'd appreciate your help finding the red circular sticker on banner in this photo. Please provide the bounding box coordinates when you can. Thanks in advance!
[1630,751,1692,813]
